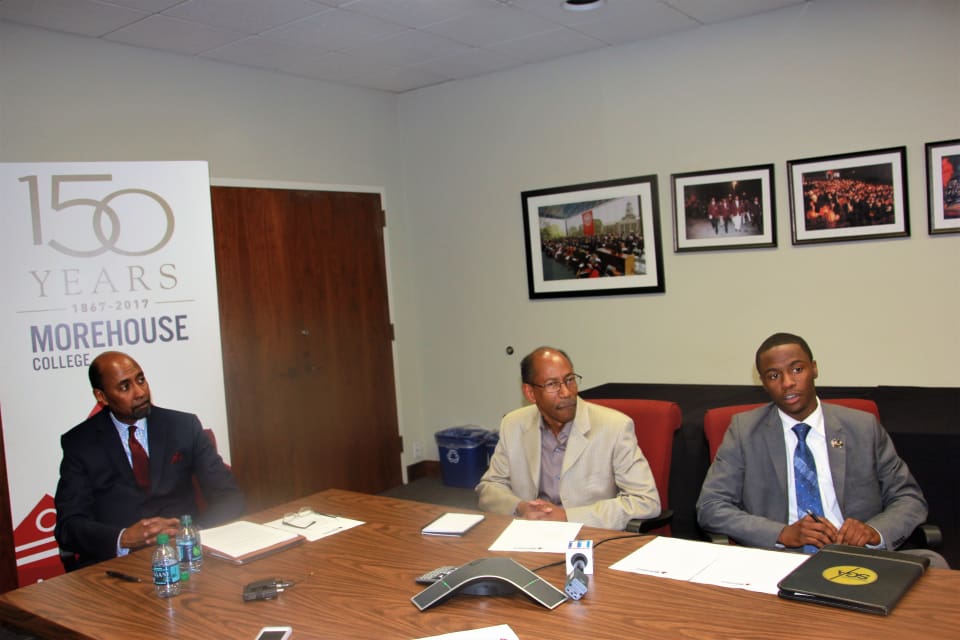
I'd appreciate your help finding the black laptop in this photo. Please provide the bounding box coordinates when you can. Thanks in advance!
[777,544,929,615]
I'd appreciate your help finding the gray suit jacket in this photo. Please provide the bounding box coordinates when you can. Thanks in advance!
[697,401,927,550]
[476,398,660,530]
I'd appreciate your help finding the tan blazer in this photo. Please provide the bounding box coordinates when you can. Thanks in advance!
[477,398,660,530]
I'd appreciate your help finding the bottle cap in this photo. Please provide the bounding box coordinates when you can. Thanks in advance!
[157,533,170,544]
[182,514,192,525]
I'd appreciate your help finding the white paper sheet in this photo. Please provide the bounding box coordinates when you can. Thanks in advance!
[201,520,301,560]
[610,536,807,595]
[263,513,364,542]
[689,544,807,594]
[414,624,519,640]
[488,519,582,553]
[609,536,722,580]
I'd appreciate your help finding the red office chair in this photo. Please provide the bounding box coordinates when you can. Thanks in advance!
[703,398,880,463]
[701,398,941,549]
[589,398,681,535]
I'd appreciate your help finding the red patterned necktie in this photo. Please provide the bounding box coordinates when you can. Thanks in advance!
[128,425,150,490]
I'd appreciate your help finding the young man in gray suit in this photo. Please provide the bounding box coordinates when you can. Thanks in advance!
[697,333,942,563]
[476,346,660,530]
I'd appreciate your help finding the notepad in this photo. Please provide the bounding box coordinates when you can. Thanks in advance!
[421,513,485,536]
[201,520,305,565]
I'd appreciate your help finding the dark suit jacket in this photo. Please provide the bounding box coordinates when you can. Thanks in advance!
[697,401,927,550]
[54,406,245,567]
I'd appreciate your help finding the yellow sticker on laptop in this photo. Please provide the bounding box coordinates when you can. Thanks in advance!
[822,565,878,585]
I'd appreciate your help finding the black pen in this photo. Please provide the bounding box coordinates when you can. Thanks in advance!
[805,509,823,524]
[106,570,142,583]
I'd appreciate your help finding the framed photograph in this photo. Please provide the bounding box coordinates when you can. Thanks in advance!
[925,138,960,235]
[521,175,664,299]
[671,164,776,252]
[787,146,909,245]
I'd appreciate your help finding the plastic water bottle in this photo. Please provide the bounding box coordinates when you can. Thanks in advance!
[176,514,203,573]
[152,533,181,598]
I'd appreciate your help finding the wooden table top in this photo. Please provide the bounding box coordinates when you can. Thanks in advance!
[0,489,957,639]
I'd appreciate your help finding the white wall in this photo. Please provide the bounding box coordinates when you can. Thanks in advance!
[0,21,427,470]
[397,0,960,457]
[2,0,958,473]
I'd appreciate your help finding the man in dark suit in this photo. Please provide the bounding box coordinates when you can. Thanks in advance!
[697,333,931,556]
[54,351,245,568]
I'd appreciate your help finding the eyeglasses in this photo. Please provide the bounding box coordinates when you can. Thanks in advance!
[527,373,582,394]
[282,507,318,529]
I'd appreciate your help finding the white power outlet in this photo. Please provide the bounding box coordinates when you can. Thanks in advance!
[412,442,424,460]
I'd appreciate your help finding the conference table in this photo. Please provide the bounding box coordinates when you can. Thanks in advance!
[0,489,957,639]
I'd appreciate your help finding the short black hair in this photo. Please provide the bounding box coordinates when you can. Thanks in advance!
[88,359,104,391]
[520,346,573,384]
[755,332,814,372]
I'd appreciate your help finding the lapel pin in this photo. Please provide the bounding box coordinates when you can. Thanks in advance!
[830,438,844,448]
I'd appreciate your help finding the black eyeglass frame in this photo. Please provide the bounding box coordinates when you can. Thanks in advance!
[526,373,582,394]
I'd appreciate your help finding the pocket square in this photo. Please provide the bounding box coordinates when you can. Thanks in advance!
[170,451,184,464]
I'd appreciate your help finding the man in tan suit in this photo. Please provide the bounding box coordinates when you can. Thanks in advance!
[476,346,660,530]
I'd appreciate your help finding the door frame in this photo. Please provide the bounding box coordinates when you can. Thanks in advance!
[210,178,406,481]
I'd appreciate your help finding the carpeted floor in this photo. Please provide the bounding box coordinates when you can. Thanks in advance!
[379,476,479,511]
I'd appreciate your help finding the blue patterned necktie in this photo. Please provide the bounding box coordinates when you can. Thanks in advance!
[792,423,823,553]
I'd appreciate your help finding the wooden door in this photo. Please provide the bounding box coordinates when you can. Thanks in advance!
[211,187,401,512]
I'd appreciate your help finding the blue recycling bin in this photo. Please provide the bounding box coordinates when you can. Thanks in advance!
[435,426,489,488]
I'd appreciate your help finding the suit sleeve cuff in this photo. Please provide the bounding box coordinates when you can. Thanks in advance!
[117,529,130,557]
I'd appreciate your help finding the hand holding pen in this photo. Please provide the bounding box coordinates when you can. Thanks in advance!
[803,509,838,548]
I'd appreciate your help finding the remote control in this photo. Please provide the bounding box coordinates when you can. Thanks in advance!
[415,565,459,584]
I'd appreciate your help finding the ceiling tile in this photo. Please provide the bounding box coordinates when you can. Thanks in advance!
[94,0,183,12]
[339,0,489,28]
[422,3,560,47]
[0,0,147,37]
[569,2,699,44]
[260,7,406,52]
[507,0,664,28]
[664,0,807,24]
[162,0,329,35]
[2,0,810,92]
[103,14,245,55]
[200,35,326,71]
[344,28,472,66]
[489,26,606,64]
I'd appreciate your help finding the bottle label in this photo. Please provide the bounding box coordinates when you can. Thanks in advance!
[153,561,181,585]
[177,539,203,567]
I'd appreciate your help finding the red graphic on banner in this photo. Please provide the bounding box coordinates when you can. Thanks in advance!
[582,210,595,236]
[14,494,64,585]
[13,403,106,584]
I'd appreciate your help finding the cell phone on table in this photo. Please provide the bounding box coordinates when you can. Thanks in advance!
[255,626,292,640]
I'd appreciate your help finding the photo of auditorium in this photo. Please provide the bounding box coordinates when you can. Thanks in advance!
[537,196,646,281]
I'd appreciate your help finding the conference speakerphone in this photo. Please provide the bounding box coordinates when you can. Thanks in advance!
[411,557,568,611]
